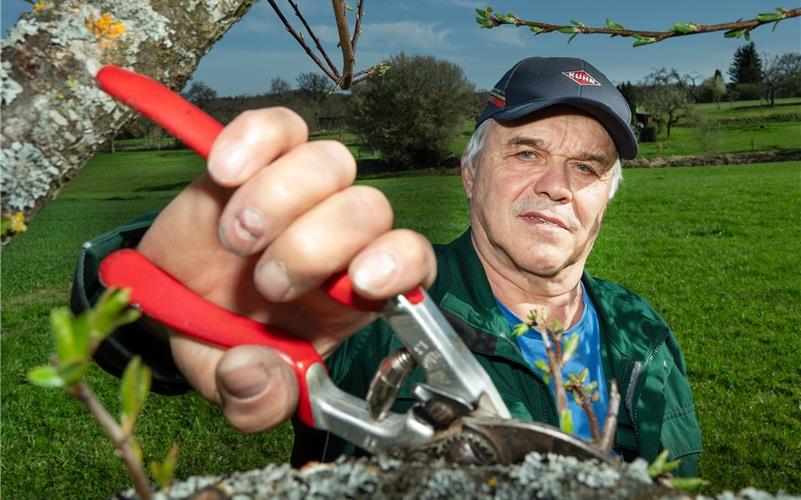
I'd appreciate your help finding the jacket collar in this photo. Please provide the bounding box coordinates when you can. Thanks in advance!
[430,228,668,364]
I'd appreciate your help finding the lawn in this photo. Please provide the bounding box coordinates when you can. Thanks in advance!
[2,150,800,497]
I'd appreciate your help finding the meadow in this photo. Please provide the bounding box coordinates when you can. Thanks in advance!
[2,143,799,497]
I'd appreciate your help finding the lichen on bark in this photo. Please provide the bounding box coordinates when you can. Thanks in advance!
[0,0,256,233]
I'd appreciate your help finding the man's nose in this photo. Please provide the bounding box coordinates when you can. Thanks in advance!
[532,161,572,202]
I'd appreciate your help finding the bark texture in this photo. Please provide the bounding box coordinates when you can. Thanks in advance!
[1,0,256,223]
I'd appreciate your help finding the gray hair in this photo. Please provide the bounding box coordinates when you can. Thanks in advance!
[462,119,624,200]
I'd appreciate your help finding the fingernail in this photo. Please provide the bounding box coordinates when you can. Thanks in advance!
[234,207,264,241]
[209,142,250,183]
[352,250,398,294]
[218,356,270,400]
[257,259,291,301]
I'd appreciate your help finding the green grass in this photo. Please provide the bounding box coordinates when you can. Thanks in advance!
[2,150,800,497]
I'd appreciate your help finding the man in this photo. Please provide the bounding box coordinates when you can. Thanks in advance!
[73,57,702,475]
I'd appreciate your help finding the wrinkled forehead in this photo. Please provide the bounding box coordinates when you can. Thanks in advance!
[487,105,618,163]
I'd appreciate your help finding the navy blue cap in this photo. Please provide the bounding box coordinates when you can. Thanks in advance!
[477,57,638,159]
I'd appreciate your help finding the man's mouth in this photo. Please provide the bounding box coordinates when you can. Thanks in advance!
[521,212,569,230]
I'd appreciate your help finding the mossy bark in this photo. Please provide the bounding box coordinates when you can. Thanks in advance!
[1,0,256,230]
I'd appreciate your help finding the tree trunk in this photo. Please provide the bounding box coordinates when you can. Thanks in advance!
[1,0,256,229]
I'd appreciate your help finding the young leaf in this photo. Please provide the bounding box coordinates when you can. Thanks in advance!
[757,12,782,22]
[475,7,487,17]
[632,34,657,47]
[648,449,670,478]
[724,28,746,38]
[512,322,530,336]
[529,26,544,34]
[57,359,89,386]
[665,477,709,493]
[561,333,579,364]
[51,307,78,363]
[606,18,624,30]
[671,22,699,34]
[534,359,550,374]
[569,19,585,27]
[120,356,152,432]
[560,409,573,434]
[150,444,180,491]
[28,365,65,388]
[567,33,578,44]
[558,25,579,34]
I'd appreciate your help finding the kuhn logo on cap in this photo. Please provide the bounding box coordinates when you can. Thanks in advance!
[562,70,601,86]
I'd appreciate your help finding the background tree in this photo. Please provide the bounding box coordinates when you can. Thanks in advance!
[637,68,693,139]
[182,81,218,111]
[270,76,292,96]
[697,69,727,108]
[728,42,764,101]
[349,53,477,169]
[763,52,801,105]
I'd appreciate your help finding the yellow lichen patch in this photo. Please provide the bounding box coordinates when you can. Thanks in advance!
[33,1,52,12]
[85,12,126,41]
[487,477,498,488]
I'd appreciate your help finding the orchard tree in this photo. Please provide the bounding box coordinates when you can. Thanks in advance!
[638,68,693,139]
[349,53,477,169]
[698,69,727,108]
[763,52,801,104]
[182,81,218,111]
[270,76,292,96]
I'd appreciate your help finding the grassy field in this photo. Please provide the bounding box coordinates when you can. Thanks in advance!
[2,148,800,497]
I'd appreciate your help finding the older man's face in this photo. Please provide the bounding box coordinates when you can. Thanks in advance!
[463,107,618,280]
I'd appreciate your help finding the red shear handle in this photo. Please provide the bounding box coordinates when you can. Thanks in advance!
[99,249,322,426]
[96,66,223,159]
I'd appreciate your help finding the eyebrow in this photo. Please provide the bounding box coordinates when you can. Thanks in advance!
[507,135,614,166]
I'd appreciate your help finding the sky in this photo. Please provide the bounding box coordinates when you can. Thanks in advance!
[2,1,800,96]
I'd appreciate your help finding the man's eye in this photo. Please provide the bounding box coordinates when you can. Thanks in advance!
[575,163,596,175]
[517,151,538,160]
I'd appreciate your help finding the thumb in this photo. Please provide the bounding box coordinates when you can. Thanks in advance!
[215,345,299,433]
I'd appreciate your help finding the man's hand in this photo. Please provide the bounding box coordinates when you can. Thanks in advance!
[137,108,436,433]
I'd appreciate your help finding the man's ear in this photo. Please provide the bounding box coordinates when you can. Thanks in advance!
[461,156,475,201]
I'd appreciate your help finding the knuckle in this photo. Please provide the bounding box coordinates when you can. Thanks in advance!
[312,140,357,179]
[346,185,393,228]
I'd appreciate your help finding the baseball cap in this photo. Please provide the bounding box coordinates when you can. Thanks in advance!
[476,57,638,159]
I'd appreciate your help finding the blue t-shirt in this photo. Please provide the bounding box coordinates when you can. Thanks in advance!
[496,285,609,441]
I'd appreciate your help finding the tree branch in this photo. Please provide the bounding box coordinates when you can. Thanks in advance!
[351,0,366,52]
[599,380,621,454]
[288,0,340,77]
[477,7,801,46]
[264,0,339,82]
[332,0,354,89]
[69,381,152,500]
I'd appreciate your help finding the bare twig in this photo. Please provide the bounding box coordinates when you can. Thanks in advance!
[288,0,339,77]
[332,0,355,89]
[478,7,801,46]
[565,381,601,443]
[351,0,366,51]
[69,381,152,500]
[598,380,620,454]
[265,0,339,82]
[538,325,569,416]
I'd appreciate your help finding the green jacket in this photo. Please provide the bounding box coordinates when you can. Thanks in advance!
[74,218,701,476]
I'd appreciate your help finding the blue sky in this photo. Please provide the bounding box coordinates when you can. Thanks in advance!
[3,1,800,96]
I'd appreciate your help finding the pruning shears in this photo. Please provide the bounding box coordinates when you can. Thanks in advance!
[95,66,608,464]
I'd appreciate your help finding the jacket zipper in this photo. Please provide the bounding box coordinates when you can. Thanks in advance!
[627,342,664,449]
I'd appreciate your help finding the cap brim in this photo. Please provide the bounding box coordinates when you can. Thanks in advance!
[482,97,638,160]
